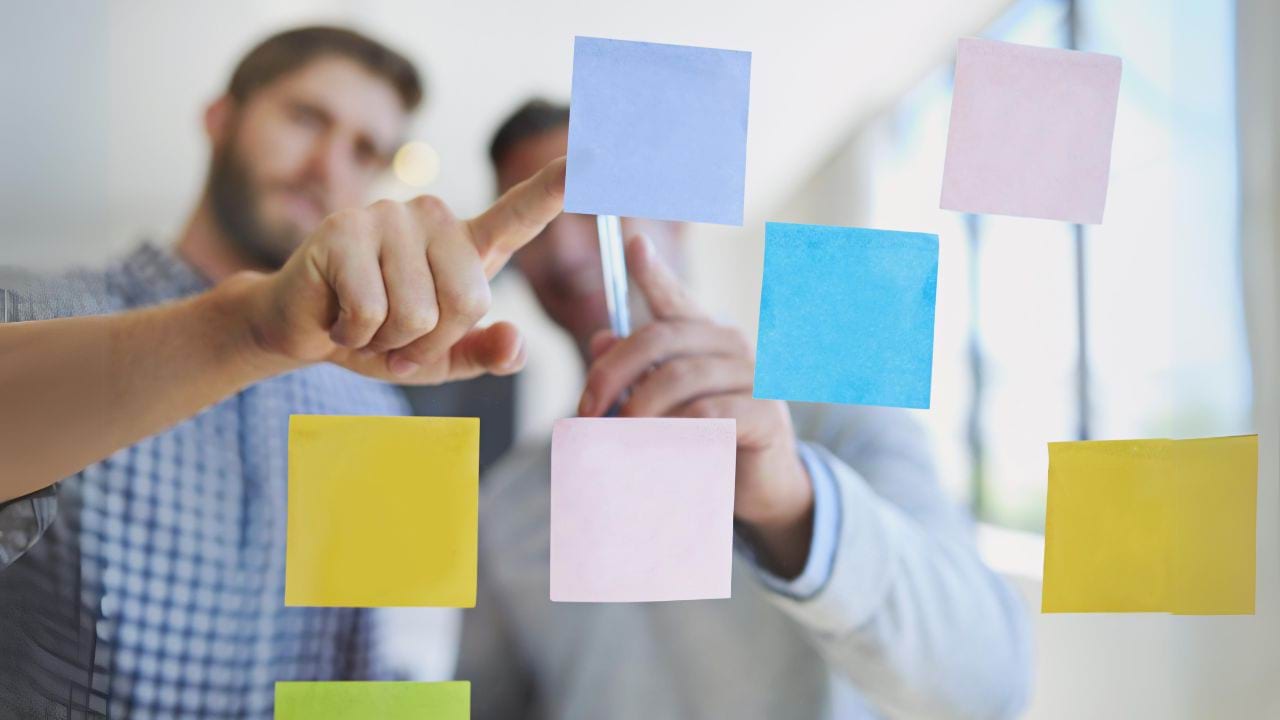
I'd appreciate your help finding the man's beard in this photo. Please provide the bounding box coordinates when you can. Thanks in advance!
[207,140,308,271]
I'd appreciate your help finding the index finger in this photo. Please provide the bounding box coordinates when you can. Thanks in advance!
[626,233,706,321]
[465,156,566,276]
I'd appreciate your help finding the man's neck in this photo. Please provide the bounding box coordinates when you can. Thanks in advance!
[174,197,255,283]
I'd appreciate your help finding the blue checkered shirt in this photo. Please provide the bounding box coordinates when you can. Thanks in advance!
[0,244,410,718]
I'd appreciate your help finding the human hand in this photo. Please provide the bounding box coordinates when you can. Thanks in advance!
[236,157,566,385]
[578,235,814,575]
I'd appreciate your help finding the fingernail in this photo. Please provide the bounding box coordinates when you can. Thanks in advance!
[639,234,655,258]
[388,355,419,377]
[506,339,527,370]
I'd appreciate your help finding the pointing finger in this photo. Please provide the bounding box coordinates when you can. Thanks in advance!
[626,233,705,321]
[465,156,566,276]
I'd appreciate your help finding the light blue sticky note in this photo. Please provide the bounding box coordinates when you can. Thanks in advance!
[565,36,751,225]
[754,223,938,409]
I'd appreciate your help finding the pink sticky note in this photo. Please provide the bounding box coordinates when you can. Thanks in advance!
[550,418,736,602]
[940,38,1122,224]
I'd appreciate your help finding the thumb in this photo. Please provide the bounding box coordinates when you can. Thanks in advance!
[625,234,704,321]
[438,322,527,382]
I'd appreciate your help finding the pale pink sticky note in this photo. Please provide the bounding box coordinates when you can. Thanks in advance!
[940,38,1122,224]
[550,417,736,602]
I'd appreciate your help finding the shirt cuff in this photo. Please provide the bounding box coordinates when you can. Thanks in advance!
[742,442,841,601]
[0,484,58,569]
[767,443,907,635]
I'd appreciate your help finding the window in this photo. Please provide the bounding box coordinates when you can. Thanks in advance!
[862,0,1250,531]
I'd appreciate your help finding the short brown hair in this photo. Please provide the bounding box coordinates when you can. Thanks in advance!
[489,98,570,169]
[228,25,424,111]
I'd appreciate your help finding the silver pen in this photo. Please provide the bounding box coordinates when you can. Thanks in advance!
[596,214,630,338]
[596,214,630,414]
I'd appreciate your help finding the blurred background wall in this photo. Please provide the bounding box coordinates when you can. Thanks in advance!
[2,0,1275,716]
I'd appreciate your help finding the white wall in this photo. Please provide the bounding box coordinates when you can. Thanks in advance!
[0,0,1010,273]
[0,0,1011,452]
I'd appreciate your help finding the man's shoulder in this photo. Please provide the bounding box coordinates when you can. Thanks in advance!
[0,259,127,322]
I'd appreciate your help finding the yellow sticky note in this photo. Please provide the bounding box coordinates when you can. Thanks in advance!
[275,681,469,719]
[1042,434,1257,615]
[1167,436,1258,614]
[285,415,477,607]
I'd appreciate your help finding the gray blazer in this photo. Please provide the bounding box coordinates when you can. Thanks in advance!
[457,402,1032,719]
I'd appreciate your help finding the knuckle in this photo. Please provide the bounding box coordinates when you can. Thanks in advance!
[348,297,388,327]
[369,200,408,229]
[685,398,716,418]
[660,359,691,385]
[637,322,670,350]
[408,195,453,224]
[444,284,490,320]
[322,209,377,247]
[326,208,364,232]
[368,198,399,216]
[399,305,440,335]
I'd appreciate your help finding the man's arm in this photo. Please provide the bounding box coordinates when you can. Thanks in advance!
[767,411,1032,719]
[579,236,1031,718]
[0,281,291,503]
[578,235,816,575]
[0,157,566,503]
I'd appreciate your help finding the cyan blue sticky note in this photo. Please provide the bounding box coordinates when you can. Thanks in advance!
[565,36,751,225]
[754,223,938,409]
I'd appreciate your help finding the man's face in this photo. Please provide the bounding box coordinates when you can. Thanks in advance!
[496,126,683,353]
[208,56,407,269]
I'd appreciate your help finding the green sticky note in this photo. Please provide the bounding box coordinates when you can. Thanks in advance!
[275,681,470,719]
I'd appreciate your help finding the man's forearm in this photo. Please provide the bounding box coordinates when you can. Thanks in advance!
[0,276,297,502]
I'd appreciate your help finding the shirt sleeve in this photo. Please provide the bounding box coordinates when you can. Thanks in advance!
[0,485,58,571]
[747,407,1033,720]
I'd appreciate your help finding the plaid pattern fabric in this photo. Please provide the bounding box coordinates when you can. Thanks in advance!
[0,245,409,718]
